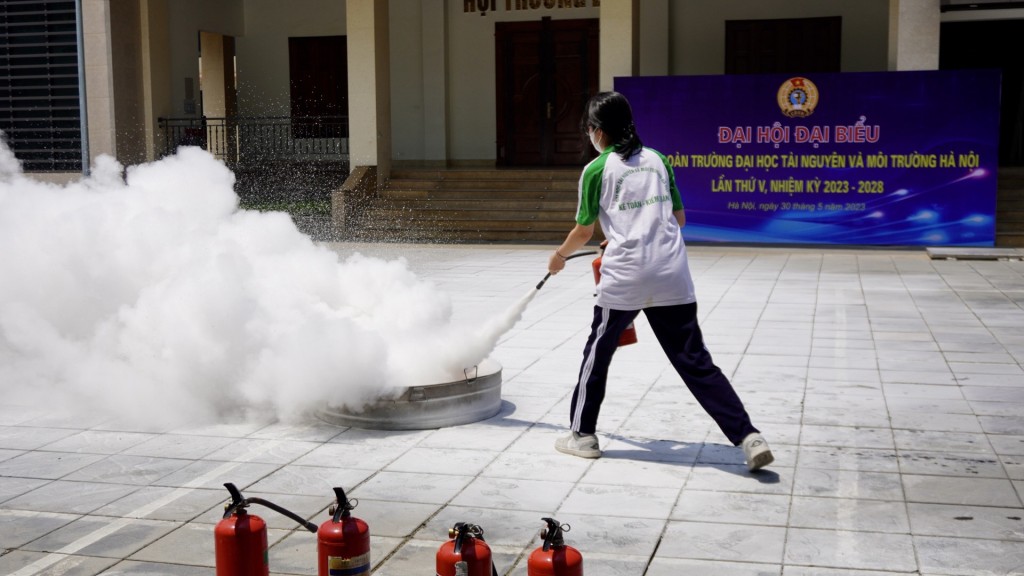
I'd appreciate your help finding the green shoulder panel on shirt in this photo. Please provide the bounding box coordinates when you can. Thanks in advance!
[650,148,683,211]
[577,150,611,225]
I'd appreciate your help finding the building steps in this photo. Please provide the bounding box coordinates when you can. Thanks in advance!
[997,167,1024,247]
[340,166,1024,246]
[345,168,581,243]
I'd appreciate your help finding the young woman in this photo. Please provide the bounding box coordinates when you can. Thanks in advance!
[548,91,773,471]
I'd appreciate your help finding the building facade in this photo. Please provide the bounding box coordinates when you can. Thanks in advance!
[2,0,1021,180]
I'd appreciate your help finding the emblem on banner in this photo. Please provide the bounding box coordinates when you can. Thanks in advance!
[777,77,819,118]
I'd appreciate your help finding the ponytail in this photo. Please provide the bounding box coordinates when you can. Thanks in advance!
[582,92,643,161]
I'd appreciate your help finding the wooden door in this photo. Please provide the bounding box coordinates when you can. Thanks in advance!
[725,17,841,75]
[288,35,348,138]
[496,18,598,166]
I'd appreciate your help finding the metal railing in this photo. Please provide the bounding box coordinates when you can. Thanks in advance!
[157,115,349,167]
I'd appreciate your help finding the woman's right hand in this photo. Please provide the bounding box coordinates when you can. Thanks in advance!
[548,251,567,275]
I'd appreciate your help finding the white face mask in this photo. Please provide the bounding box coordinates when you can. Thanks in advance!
[589,128,603,153]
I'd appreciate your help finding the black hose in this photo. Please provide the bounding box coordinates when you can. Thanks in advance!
[247,497,319,533]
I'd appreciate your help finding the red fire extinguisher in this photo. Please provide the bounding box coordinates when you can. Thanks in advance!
[214,483,318,576]
[318,486,371,576]
[527,517,583,576]
[592,241,638,346]
[436,522,498,576]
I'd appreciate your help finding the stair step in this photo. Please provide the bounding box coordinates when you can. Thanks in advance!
[370,207,577,220]
[390,168,579,181]
[374,198,576,211]
[381,188,577,201]
[353,167,580,243]
[358,213,569,226]
[354,167,1024,245]
[996,236,1024,247]
[387,178,577,191]
[345,228,570,243]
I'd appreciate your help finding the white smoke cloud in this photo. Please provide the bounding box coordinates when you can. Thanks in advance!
[0,144,534,428]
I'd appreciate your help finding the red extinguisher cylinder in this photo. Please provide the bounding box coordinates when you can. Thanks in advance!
[436,523,494,576]
[318,487,371,576]
[528,546,584,576]
[592,243,637,347]
[527,518,583,576]
[214,483,318,576]
[215,502,269,576]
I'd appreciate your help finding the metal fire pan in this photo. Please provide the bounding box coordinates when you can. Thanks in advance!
[317,359,502,430]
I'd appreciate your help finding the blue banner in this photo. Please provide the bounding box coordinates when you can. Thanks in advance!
[616,70,1001,246]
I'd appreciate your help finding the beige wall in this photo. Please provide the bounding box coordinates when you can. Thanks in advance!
[421,0,892,164]
[390,1,427,164]
[96,0,910,170]
[235,0,346,117]
[444,1,600,163]
[165,0,245,118]
[669,0,890,75]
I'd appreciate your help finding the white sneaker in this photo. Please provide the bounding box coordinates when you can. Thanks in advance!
[555,432,601,458]
[741,433,774,471]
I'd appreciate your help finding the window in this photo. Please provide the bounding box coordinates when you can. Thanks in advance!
[0,0,82,171]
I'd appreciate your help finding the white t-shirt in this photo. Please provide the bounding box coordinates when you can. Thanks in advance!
[576,146,696,311]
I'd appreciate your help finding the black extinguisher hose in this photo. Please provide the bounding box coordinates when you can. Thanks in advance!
[536,250,597,290]
[222,482,318,533]
[246,496,319,532]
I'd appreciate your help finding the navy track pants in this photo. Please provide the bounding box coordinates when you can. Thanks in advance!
[569,302,758,445]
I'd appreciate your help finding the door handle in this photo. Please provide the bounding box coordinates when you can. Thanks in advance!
[546,102,553,119]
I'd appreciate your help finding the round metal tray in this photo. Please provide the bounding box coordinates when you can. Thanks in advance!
[317,359,502,430]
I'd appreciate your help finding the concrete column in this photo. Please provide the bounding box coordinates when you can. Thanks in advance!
[140,0,170,161]
[599,0,638,91]
[109,0,145,165]
[347,0,392,182]
[82,0,116,161]
[888,0,941,71]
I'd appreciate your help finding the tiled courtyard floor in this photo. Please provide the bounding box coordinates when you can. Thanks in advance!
[2,243,1023,575]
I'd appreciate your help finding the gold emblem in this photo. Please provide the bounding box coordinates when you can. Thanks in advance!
[778,77,819,118]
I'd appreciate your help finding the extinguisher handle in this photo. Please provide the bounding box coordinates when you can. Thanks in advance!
[222,483,246,518]
[540,517,566,551]
[331,486,356,523]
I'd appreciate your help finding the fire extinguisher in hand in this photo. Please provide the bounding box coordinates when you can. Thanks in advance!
[592,241,637,346]
[527,517,583,576]
[318,486,371,576]
[436,522,498,576]
[214,483,318,576]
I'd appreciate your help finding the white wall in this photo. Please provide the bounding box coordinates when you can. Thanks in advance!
[670,0,890,75]
[235,0,346,117]
[166,0,245,117]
